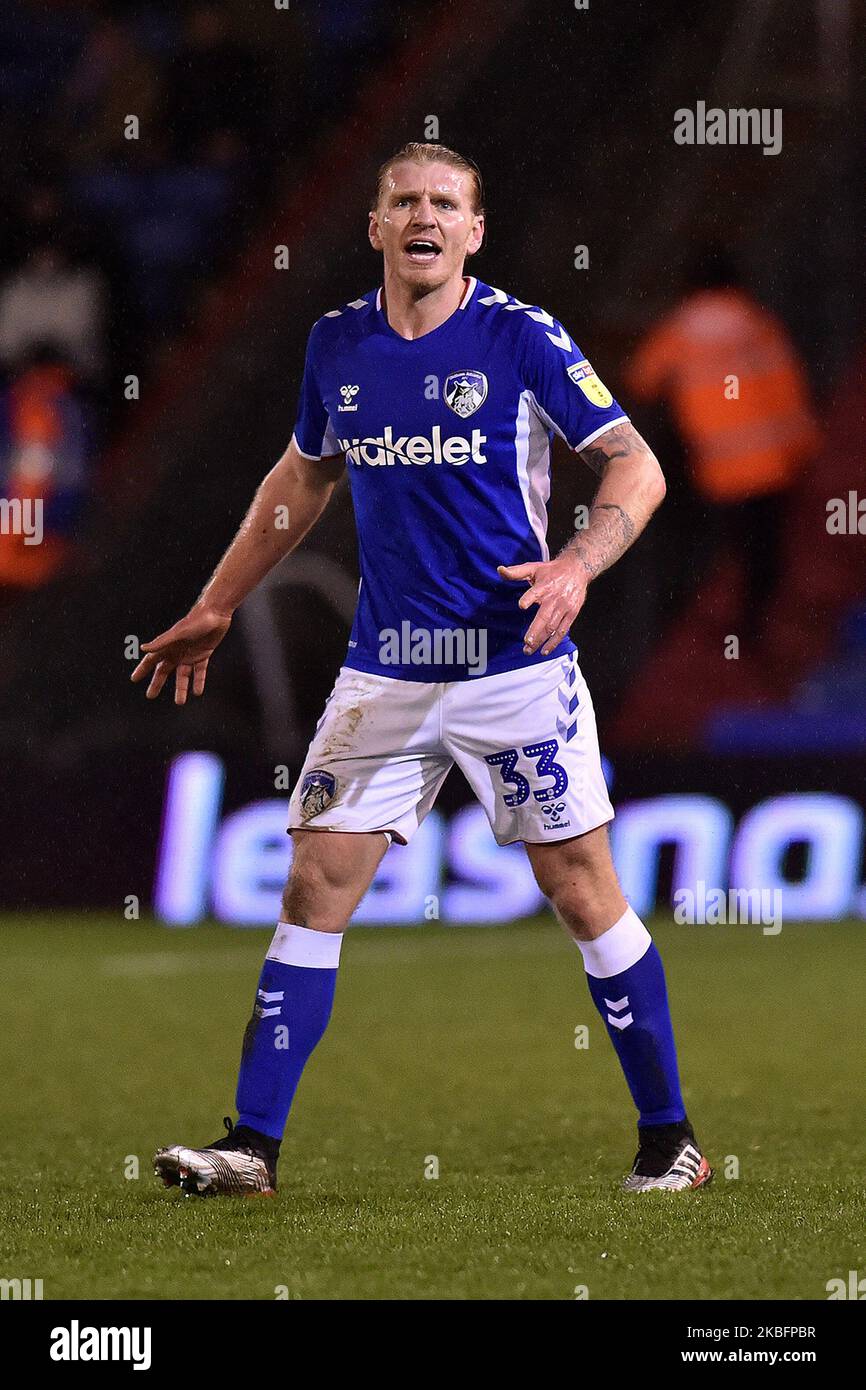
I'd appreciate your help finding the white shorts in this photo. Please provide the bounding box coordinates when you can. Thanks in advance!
[287,653,614,847]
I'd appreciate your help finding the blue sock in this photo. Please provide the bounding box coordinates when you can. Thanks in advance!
[235,922,342,1141]
[577,907,686,1127]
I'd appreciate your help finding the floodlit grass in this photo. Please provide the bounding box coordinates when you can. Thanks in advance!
[1,914,863,1299]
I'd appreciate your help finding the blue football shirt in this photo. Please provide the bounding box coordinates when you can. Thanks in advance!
[292,275,629,681]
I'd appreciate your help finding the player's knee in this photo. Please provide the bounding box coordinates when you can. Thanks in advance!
[547,876,599,938]
[281,859,345,932]
[530,826,624,938]
[531,843,598,904]
[534,847,624,939]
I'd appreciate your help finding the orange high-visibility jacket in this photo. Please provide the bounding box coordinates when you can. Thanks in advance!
[0,364,75,588]
[626,288,820,503]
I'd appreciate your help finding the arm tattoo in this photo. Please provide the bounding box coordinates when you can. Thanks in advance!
[564,502,638,578]
[558,422,662,579]
[578,425,633,478]
[576,421,651,477]
[590,501,636,548]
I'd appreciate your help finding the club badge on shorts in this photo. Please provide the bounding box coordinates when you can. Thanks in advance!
[299,769,338,820]
[444,370,488,418]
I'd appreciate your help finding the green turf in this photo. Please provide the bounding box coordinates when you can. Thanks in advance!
[0,912,863,1300]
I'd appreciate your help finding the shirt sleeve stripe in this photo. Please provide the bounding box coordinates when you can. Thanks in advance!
[572,416,630,453]
[291,433,324,461]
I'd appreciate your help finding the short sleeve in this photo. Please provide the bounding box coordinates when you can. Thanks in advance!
[292,324,340,460]
[519,310,629,452]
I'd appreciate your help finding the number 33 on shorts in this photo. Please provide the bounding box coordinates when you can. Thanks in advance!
[448,654,614,845]
[288,652,614,848]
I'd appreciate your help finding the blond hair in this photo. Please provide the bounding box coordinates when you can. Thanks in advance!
[373,142,485,216]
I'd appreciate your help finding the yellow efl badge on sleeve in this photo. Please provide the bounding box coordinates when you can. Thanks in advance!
[567,359,613,409]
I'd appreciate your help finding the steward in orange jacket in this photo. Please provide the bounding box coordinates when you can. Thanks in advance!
[626,248,820,637]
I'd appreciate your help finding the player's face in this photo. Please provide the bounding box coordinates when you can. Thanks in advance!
[369,161,484,294]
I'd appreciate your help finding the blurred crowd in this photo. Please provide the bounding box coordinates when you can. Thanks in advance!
[0,0,393,595]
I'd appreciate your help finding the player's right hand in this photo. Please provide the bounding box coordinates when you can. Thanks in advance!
[130,603,232,705]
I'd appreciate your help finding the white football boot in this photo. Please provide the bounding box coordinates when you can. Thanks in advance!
[154,1117,277,1197]
[622,1122,713,1193]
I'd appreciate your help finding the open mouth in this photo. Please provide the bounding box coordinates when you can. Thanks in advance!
[404,240,443,264]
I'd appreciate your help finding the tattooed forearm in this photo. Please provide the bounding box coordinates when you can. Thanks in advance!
[562,501,638,578]
[592,502,636,544]
[559,421,665,580]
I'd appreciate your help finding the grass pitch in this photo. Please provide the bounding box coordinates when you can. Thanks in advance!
[0,913,863,1300]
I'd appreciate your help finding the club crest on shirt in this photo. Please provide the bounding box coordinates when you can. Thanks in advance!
[444,370,488,418]
[299,769,338,819]
[567,359,613,408]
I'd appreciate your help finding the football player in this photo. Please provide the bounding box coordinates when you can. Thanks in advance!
[133,143,712,1197]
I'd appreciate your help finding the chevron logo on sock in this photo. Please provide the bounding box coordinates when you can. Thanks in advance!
[256,988,284,1019]
[604,994,633,1030]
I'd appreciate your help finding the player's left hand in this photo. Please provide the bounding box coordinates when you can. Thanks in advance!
[497,556,589,656]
